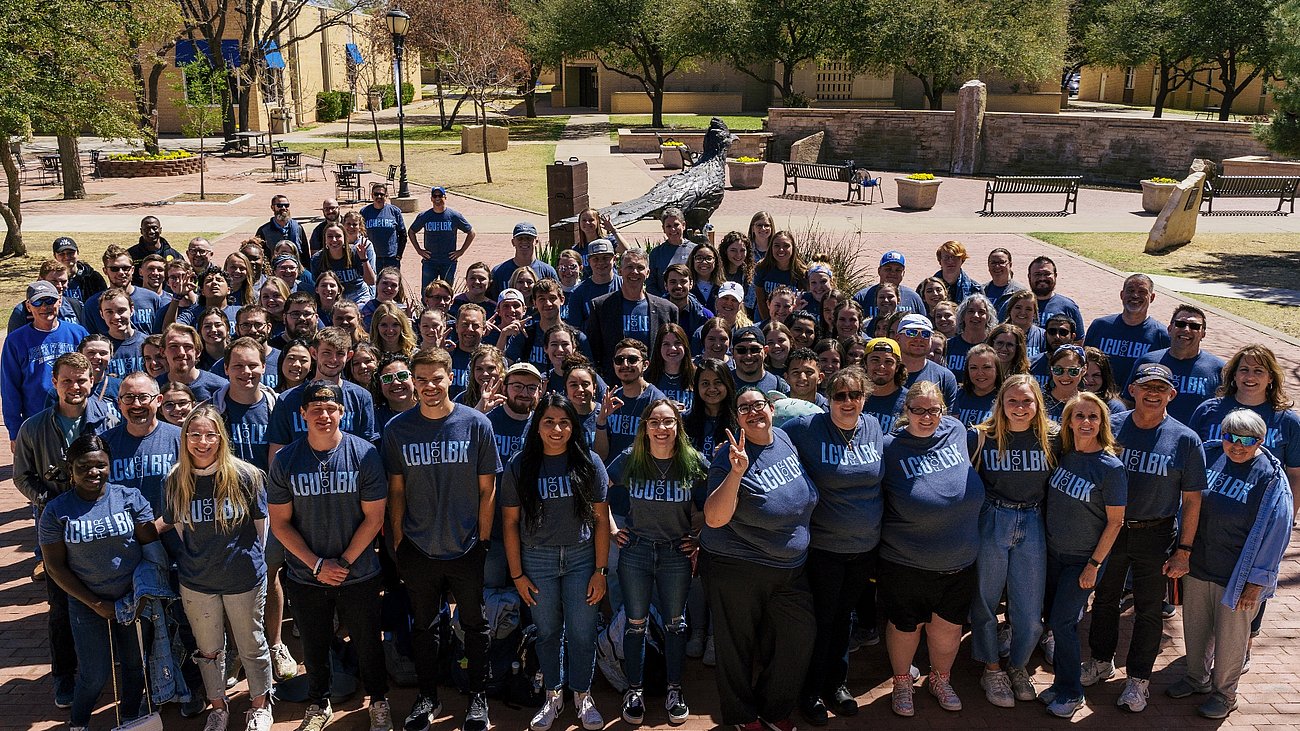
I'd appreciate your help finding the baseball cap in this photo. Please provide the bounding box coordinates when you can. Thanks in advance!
[880,250,906,267]
[732,326,764,345]
[497,288,525,305]
[52,236,78,254]
[513,222,539,238]
[865,337,901,358]
[27,280,60,304]
[898,314,933,334]
[430,186,447,196]
[717,281,744,302]
[587,240,615,257]
[1132,362,1175,387]
[300,381,343,407]
[505,362,544,382]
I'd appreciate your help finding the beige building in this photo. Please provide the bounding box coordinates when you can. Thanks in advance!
[154,5,421,135]
[1078,65,1276,116]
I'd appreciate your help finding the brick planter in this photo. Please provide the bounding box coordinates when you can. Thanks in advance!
[99,156,206,178]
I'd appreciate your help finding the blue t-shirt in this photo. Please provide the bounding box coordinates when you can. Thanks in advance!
[753,266,797,302]
[1111,410,1207,521]
[506,325,592,374]
[971,427,1055,505]
[952,388,996,427]
[904,359,959,408]
[38,484,154,600]
[360,203,407,260]
[310,250,370,304]
[603,384,668,514]
[163,471,267,594]
[701,428,818,569]
[608,449,699,543]
[1128,348,1226,426]
[86,287,166,335]
[490,259,558,297]
[267,433,387,585]
[880,417,984,572]
[1025,325,1047,362]
[381,405,501,559]
[223,394,273,473]
[620,297,652,348]
[499,450,609,547]
[568,275,621,328]
[450,347,474,397]
[784,412,885,553]
[176,303,242,330]
[156,370,229,404]
[487,407,530,474]
[984,280,1027,311]
[864,387,908,434]
[648,241,696,296]
[267,380,377,446]
[1035,294,1085,338]
[731,368,789,395]
[1189,397,1300,468]
[853,284,926,319]
[103,421,181,513]
[1192,444,1275,586]
[108,331,148,379]
[1084,314,1171,385]
[1045,449,1127,557]
[653,372,694,414]
[945,336,978,377]
[410,207,472,262]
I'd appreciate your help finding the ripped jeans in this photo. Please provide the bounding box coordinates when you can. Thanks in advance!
[618,535,693,687]
[178,580,273,702]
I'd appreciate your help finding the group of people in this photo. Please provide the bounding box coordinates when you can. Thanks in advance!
[4,188,1296,731]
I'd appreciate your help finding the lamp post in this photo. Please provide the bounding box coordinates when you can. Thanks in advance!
[386,7,412,204]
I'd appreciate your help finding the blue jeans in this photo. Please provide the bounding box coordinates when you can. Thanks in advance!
[970,501,1046,667]
[523,543,600,693]
[618,536,693,687]
[1046,551,1101,701]
[68,597,145,727]
[421,258,457,289]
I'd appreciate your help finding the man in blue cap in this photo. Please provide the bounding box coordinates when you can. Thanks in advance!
[490,222,558,297]
[407,186,475,289]
[894,313,958,406]
[852,250,927,318]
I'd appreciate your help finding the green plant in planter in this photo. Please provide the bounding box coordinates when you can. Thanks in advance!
[661,140,686,147]
[906,173,936,181]
[1147,177,1179,184]
[734,156,762,163]
[107,149,195,161]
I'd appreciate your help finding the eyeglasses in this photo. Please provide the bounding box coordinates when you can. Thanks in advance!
[1051,366,1083,377]
[832,390,864,402]
[1046,327,1073,338]
[107,265,133,272]
[900,328,932,339]
[1172,320,1205,332]
[733,346,763,355]
[907,406,943,417]
[379,370,412,385]
[118,393,156,405]
[613,355,642,365]
[646,418,677,430]
[736,400,771,415]
[506,382,540,393]
[161,400,194,410]
[1223,433,1261,447]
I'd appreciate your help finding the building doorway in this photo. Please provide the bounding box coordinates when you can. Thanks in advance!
[578,67,598,108]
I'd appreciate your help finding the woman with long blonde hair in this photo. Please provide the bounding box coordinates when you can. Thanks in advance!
[160,404,273,731]
[369,301,417,357]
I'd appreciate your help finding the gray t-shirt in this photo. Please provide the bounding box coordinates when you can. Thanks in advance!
[268,433,387,585]
[970,427,1055,506]
[607,450,698,543]
[163,472,267,594]
[1045,449,1128,558]
[38,484,154,600]
[1111,411,1207,521]
[382,405,501,559]
[500,450,609,547]
[783,412,885,554]
[103,421,181,513]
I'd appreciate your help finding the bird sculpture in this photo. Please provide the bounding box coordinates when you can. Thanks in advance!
[556,117,738,232]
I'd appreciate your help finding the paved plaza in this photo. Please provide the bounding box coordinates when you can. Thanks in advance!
[3,109,1300,729]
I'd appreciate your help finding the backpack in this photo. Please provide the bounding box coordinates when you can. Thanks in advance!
[594,607,668,696]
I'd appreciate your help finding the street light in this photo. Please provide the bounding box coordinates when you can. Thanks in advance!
[386,7,412,200]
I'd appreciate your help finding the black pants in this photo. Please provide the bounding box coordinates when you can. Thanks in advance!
[702,552,815,726]
[47,578,76,682]
[398,541,490,697]
[803,547,875,699]
[284,575,389,704]
[1089,519,1175,679]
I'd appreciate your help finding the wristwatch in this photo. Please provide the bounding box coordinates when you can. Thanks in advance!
[595,566,608,576]
[1176,543,1194,553]
[336,556,352,571]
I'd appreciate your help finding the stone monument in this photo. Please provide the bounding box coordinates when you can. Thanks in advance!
[950,80,986,176]
[1146,172,1206,253]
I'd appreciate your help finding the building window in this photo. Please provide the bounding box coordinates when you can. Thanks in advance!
[261,68,284,106]
[1124,67,1136,90]
[816,60,853,101]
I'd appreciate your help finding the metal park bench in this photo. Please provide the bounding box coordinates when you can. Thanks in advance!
[781,161,861,202]
[982,175,1083,214]
[1201,175,1300,214]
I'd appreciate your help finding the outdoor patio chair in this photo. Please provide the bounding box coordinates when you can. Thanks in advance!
[303,149,328,181]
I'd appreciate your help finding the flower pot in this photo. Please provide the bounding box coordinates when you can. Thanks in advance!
[660,145,685,169]
[896,177,942,210]
[1141,180,1179,213]
[727,159,766,189]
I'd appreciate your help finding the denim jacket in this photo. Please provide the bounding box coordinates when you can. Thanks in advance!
[116,541,192,705]
[933,269,984,304]
[1222,447,1295,609]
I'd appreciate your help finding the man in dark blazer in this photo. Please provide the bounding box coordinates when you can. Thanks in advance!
[586,247,678,381]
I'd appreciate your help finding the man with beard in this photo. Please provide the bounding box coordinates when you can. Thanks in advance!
[1128,305,1224,425]
[894,315,957,407]
[269,292,321,351]
[1084,274,1171,387]
[730,326,789,394]
[862,337,908,433]
[85,245,167,335]
[186,236,215,272]
[157,323,229,402]
[1026,256,1085,337]
[450,304,488,397]
[256,194,310,261]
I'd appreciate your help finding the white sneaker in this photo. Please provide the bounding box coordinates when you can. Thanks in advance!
[530,690,564,731]
[981,669,1015,708]
[574,691,604,731]
[368,699,393,731]
[297,702,333,731]
[702,635,716,667]
[205,707,230,731]
[1117,677,1150,712]
[1039,631,1055,666]
[270,643,298,681]
[1080,658,1115,687]
[245,705,273,731]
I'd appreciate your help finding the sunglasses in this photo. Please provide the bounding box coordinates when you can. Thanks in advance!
[379,369,412,385]
[1223,433,1261,447]
[733,346,763,355]
[900,328,932,339]
[1172,320,1204,332]
[832,390,864,402]
[614,355,642,365]
[1052,366,1083,377]
[1046,327,1073,337]
[107,265,134,272]
[30,297,58,307]
[736,400,771,415]
[907,406,943,417]
[274,203,291,209]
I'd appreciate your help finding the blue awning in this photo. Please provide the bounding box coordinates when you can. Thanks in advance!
[175,39,241,67]
[264,40,286,70]
[346,43,363,65]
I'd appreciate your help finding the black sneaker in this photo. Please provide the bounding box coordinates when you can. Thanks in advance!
[830,686,859,716]
[1162,602,1178,619]
[404,694,441,731]
[179,695,208,719]
[800,695,828,726]
[665,685,689,725]
[464,692,490,731]
[622,688,645,725]
[53,675,74,709]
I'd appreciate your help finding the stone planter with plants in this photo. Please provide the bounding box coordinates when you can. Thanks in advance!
[727,156,766,189]
[659,140,686,169]
[1141,176,1180,213]
[100,149,205,178]
[896,172,942,210]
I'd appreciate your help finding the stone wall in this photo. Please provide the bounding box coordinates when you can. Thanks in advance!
[100,156,206,178]
[767,108,1275,184]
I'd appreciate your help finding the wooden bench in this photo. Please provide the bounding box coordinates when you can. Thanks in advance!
[982,175,1082,214]
[1202,175,1300,214]
[781,161,860,202]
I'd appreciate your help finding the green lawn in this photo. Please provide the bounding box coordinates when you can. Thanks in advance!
[608,113,767,140]
[335,115,569,142]
[284,141,554,213]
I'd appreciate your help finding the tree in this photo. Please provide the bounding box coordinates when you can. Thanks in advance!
[1086,0,1207,117]
[175,61,225,199]
[123,0,186,154]
[844,0,1068,110]
[1180,0,1284,120]
[1257,0,1300,155]
[696,0,842,107]
[1061,0,1107,92]
[512,0,565,118]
